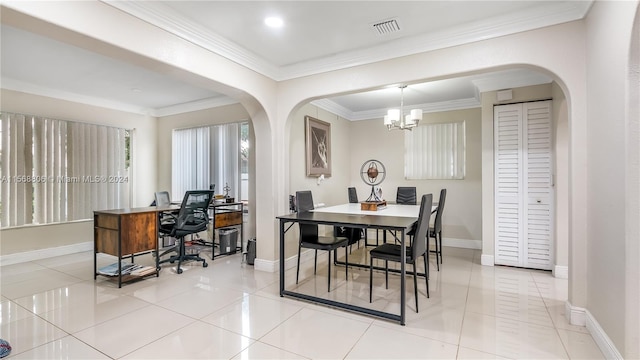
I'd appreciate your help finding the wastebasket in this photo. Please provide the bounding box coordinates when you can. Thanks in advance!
[218,228,238,254]
[246,238,256,265]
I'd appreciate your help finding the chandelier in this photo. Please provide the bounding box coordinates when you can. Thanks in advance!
[384,85,422,130]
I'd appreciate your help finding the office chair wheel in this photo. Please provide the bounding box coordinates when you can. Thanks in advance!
[176,268,183,274]
[202,262,208,268]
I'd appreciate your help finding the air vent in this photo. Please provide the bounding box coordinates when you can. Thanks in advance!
[371,18,401,35]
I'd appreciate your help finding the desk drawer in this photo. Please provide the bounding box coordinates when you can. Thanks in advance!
[215,211,242,228]
[95,213,119,230]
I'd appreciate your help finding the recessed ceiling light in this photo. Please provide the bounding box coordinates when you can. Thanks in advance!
[264,16,284,28]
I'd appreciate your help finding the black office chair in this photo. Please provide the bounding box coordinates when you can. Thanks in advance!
[369,193,432,312]
[154,191,178,253]
[157,190,214,274]
[430,189,447,270]
[396,186,417,205]
[295,190,350,292]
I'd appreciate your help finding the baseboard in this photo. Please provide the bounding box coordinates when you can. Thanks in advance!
[0,242,93,266]
[586,309,624,359]
[481,254,495,266]
[565,300,586,326]
[253,249,316,273]
[565,301,622,358]
[553,265,568,279]
[442,237,482,250]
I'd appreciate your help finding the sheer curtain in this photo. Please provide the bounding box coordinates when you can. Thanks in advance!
[172,123,240,201]
[1,112,129,227]
[405,121,466,180]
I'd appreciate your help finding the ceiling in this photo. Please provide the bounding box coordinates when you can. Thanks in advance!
[0,1,593,118]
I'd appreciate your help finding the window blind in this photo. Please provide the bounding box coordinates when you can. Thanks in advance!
[172,123,241,201]
[404,121,466,180]
[1,112,130,227]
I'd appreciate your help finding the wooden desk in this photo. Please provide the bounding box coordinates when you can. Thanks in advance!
[94,206,177,287]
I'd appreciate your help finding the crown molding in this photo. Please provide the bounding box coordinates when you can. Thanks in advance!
[103,1,283,79]
[152,97,239,117]
[2,78,236,117]
[472,70,553,93]
[2,78,151,115]
[312,97,480,121]
[105,1,592,81]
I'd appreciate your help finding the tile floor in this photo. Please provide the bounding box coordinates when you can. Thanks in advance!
[0,245,604,359]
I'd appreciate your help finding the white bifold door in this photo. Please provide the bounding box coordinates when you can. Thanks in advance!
[494,100,553,270]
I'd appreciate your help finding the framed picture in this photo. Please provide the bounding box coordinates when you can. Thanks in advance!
[305,116,332,177]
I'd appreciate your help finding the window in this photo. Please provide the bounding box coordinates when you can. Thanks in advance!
[404,120,465,179]
[0,112,131,227]
[172,122,247,201]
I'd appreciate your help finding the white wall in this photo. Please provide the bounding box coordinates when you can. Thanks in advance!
[286,103,352,258]
[0,89,157,256]
[7,3,640,356]
[156,104,255,240]
[349,108,482,246]
[585,1,639,357]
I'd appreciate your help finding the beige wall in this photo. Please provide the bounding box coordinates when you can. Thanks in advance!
[5,2,640,356]
[156,104,251,196]
[585,1,639,356]
[0,89,157,257]
[286,103,352,258]
[349,108,482,245]
[286,104,482,259]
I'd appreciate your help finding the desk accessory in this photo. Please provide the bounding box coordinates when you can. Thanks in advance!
[360,159,387,210]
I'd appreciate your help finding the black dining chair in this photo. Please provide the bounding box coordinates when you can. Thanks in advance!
[396,186,417,205]
[386,186,418,244]
[335,187,364,252]
[430,189,447,270]
[369,193,432,312]
[295,190,350,292]
[348,187,359,204]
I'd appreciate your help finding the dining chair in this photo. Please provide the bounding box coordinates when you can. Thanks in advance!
[369,193,432,312]
[396,186,417,205]
[430,188,447,270]
[295,190,350,292]
[386,186,417,244]
[336,187,364,251]
[348,187,358,203]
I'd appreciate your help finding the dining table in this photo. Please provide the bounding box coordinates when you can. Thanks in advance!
[276,202,436,325]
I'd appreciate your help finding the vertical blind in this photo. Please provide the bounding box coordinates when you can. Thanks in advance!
[1,112,130,227]
[404,121,466,180]
[172,123,241,201]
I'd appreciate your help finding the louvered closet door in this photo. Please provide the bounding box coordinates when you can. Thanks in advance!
[494,101,553,270]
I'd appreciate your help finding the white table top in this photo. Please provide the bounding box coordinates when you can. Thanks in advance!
[312,203,432,218]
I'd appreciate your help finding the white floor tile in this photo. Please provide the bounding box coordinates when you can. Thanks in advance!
[0,248,606,360]
[73,305,193,359]
[0,313,68,357]
[232,341,309,359]
[121,320,253,359]
[557,328,606,359]
[459,312,569,359]
[10,335,111,359]
[260,307,370,359]
[201,293,303,339]
[345,323,458,359]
